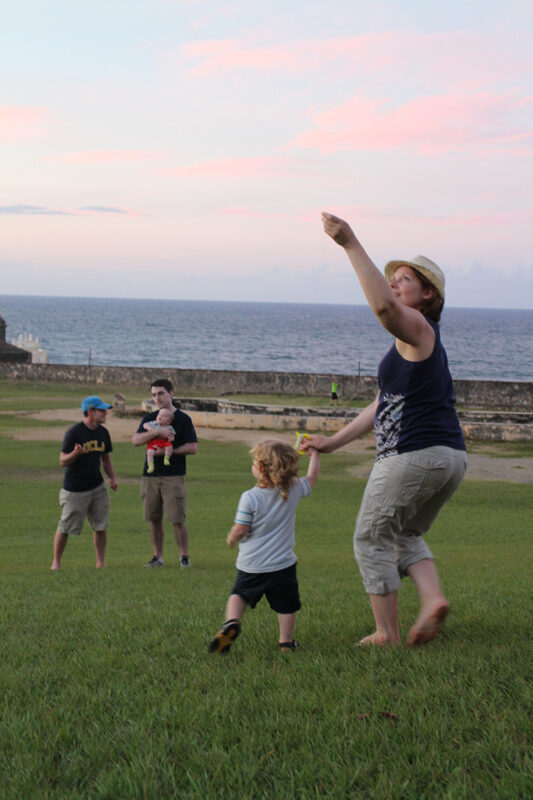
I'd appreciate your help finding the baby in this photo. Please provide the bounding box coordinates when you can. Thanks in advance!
[143,407,175,473]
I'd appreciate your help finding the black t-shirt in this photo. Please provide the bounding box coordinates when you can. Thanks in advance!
[137,408,197,477]
[375,319,465,461]
[62,421,112,492]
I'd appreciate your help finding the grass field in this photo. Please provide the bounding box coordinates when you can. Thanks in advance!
[0,380,367,411]
[0,384,531,799]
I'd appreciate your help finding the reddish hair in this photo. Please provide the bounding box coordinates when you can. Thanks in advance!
[412,268,444,323]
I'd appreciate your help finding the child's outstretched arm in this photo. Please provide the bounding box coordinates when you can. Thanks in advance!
[227,523,249,547]
[305,448,320,487]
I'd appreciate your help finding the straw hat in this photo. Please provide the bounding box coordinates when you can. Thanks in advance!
[384,255,445,300]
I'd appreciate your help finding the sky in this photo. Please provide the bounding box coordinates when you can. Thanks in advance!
[1,0,532,308]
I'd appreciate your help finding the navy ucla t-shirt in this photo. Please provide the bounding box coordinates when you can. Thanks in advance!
[374,319,465,461]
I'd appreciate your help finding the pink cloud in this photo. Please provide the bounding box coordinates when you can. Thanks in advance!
[43,150,165,164]
[323,204,533,226]
[428,209,533,226]
[180,30,531,86]
[286,90,533,155]
[0,106,48,141]
[156,155,303,178]
[214,206,320,224]
[193,202,533,227]
[180,34,402,77]
[216,207,291,218]
[210,204,533,233]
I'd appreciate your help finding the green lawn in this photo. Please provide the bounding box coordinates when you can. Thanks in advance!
[0,386,531,799]
[0,380,150,412]
[0,380,367,412]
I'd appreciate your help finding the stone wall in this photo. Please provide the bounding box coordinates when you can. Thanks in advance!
[0,362,531,411]
[176,400,533,442]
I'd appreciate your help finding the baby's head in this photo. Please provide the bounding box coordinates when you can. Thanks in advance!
[156,408,174,426]
[250,439,299,501]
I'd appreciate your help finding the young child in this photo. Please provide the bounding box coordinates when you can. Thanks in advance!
[143,407,175,473]
[209,438,320,655]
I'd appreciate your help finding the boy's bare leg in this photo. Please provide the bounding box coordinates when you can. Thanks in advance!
[51,530,68,570]
[358,592,401,647]
[277,612,297,643]
[146,450,155,473]
[405,558,449,646]
[225,593,247,621]
[93,529,107,568]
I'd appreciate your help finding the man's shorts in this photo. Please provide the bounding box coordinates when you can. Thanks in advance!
[140,475,187,524]
[58,483,110,536]
[231,564,301,614]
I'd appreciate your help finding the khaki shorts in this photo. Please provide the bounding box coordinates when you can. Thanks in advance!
[58,483,110,536]
[141,475,187,524]
[354,446,467,595]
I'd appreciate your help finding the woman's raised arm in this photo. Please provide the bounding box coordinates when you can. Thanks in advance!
[322,213,433,351]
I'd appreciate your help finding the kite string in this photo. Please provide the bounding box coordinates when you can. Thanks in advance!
[170,1,323,210]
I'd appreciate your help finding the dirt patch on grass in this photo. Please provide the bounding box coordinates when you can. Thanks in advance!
[13,408,533,483]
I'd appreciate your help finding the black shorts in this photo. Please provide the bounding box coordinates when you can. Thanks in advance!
[331,392,338,400]
[231,563,301,614]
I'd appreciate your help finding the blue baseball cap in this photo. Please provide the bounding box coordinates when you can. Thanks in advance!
[81,395,112,412]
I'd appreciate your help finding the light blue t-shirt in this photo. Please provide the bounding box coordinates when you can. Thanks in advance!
[234,477,312,573]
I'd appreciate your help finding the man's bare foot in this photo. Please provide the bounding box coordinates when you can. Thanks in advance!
[356,632,401,648]
[50,563,60,571]
[406,601,449,647]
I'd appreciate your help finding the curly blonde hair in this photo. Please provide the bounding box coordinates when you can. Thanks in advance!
[250,439,299,502]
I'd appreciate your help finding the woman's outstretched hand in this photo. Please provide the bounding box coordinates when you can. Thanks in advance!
[322,212,357,248]
[301,434,335,454]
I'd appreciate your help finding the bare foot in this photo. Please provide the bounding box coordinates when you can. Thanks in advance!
[356,632,401,648]
[406,601,449,647]
[50,564,60,571]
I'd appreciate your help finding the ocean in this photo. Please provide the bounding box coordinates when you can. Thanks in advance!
[1,295,532,382]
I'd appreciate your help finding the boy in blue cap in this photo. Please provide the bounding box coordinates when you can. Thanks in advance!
[51,396,117,570]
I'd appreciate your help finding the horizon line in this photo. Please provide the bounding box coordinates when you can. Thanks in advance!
[0,293,531,314]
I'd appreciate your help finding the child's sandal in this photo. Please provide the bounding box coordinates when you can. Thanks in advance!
[278,640,299,652]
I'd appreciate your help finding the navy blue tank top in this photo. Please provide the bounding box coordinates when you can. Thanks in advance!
[374,319,465,460]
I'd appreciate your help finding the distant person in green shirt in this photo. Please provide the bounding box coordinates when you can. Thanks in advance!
[330,378,339,406]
